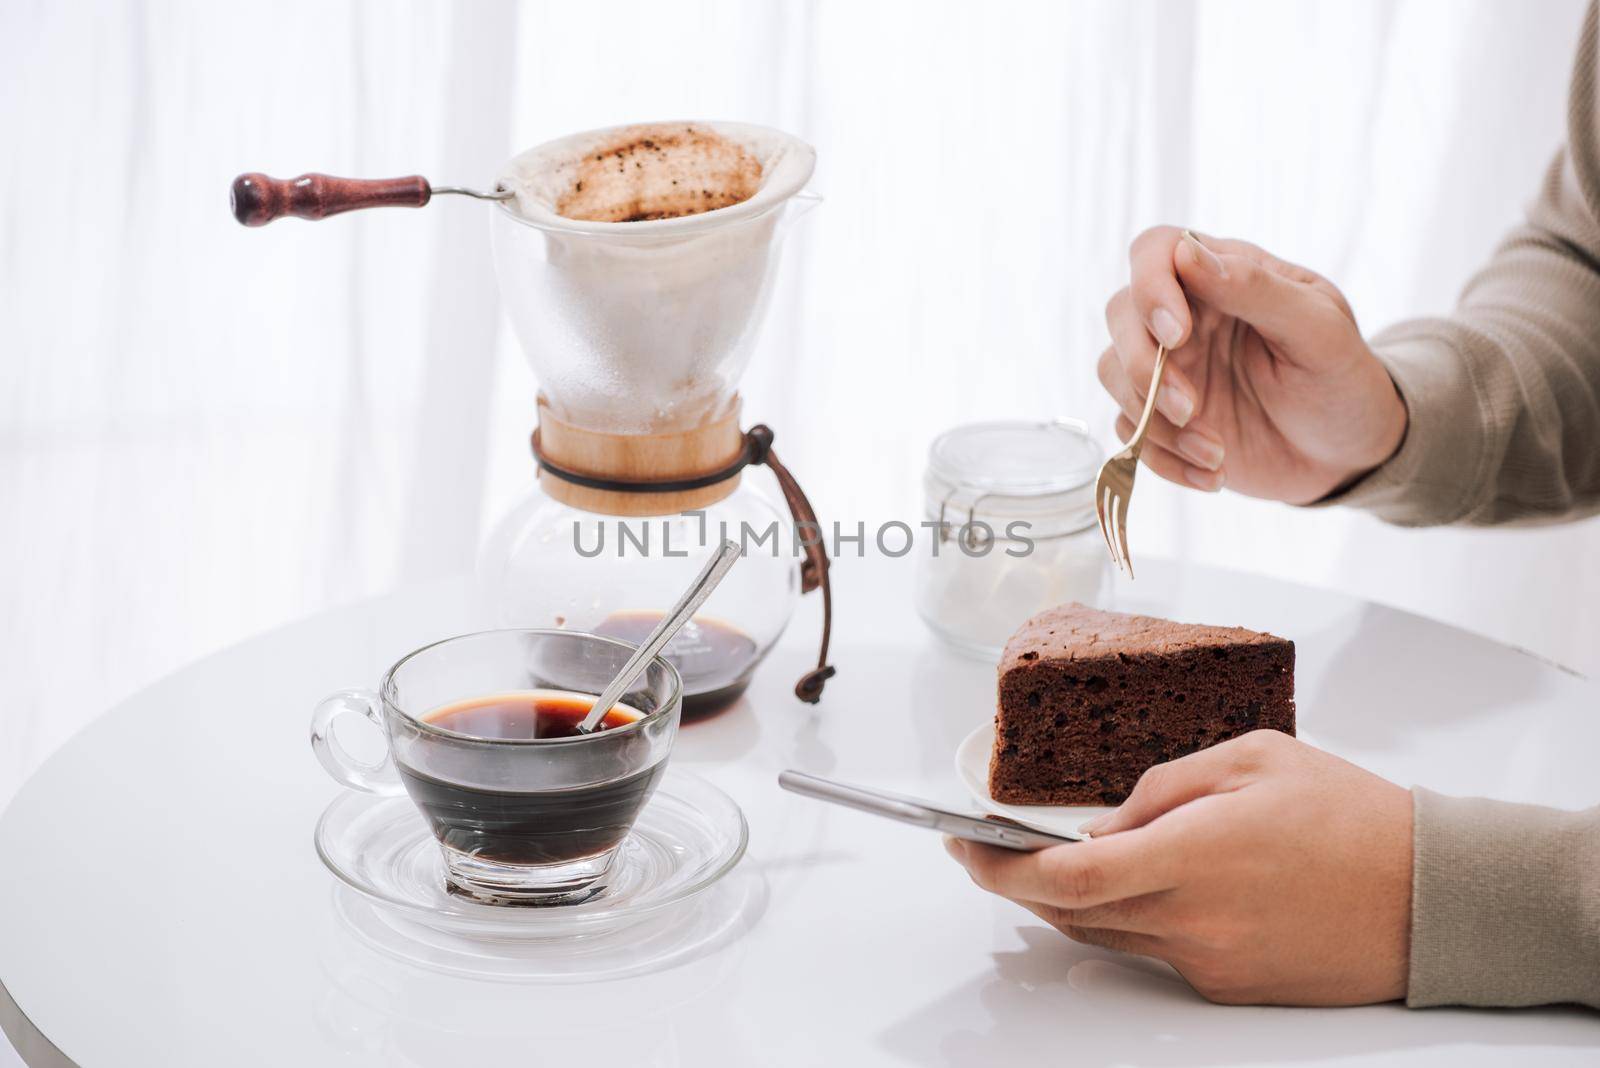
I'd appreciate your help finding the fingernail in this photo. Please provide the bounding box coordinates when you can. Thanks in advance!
[1157,384,1194,427]
[943,837,968,862]
[1181,230,1227,277]
[1185,466,1226,493]
[1150,307,1184,348]
[1176,429,1224,470]
[1080,815,1110,836]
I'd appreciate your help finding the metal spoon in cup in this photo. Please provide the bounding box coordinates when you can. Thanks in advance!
[576,540,743,734]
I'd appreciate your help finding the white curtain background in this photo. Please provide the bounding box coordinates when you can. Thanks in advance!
[2,0,1592,823]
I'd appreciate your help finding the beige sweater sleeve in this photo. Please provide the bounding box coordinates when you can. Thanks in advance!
[1329,1,1600,527]
[1408,790,1600,1008]
[1328,4,1600,1011]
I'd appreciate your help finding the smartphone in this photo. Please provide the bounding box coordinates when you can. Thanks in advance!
[777,769,1077,851]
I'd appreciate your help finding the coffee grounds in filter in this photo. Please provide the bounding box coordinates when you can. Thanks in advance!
[553,124,762,222]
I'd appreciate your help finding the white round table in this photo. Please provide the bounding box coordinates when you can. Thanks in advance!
[2,558,1597,1066]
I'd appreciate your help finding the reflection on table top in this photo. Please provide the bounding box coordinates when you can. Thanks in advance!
[1,558,1596,1066]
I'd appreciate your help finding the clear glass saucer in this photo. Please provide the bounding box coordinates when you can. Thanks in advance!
[314,769,748,941]
[329,870,766,982]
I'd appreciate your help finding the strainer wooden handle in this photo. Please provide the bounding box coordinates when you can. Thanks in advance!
[230,173,433,226]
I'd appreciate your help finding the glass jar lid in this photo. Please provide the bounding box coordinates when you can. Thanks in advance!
[924,419,1102,538]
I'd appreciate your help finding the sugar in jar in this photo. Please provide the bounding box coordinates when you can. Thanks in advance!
[916,419,1110,658]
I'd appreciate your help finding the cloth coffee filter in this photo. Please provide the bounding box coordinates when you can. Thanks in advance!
[491,121,817,434]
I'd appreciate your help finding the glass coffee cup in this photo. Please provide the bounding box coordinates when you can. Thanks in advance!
[310,629,682,905]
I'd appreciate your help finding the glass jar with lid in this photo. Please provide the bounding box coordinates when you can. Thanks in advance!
[916,419,1109,658]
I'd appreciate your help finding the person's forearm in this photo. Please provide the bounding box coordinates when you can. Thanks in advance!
[1323,3,1600,527]
[1324,193,1600,526]
[1409,788,1600,1008]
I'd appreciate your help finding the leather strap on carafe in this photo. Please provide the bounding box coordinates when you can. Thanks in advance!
[743,426,836,703]
[532,423,836,703]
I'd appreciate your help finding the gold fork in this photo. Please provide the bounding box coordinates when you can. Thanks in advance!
[1095,343,1168,579]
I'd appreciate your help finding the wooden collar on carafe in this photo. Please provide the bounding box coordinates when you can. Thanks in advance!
[532,394,745,516]
[531,393,837,704]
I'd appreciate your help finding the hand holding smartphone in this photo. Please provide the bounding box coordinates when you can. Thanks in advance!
[778,770,1077,851]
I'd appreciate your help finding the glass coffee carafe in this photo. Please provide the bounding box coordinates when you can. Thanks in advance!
[479,122,828,716]
[480,494,798,718]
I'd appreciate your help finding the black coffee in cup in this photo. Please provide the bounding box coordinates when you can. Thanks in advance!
[312,630,682,903]
[396,691,665,866]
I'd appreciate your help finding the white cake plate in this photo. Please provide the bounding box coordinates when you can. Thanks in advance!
[954,723,1115,840]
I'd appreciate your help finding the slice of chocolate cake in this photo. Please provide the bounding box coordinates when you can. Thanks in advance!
[989,603,1294,806]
